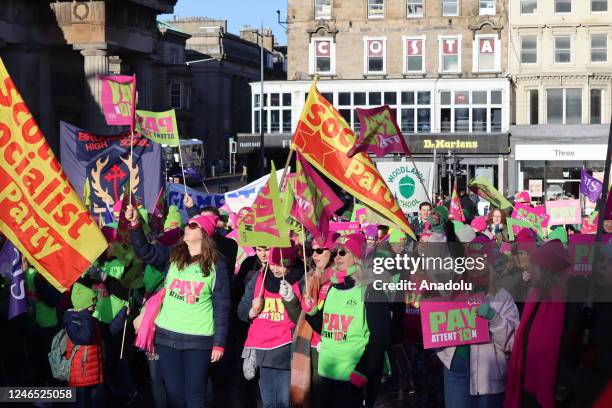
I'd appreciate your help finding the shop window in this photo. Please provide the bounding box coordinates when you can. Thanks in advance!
[404,37,425,73]
[439,36,461,73]
[282,111,292,133]
[354,92,366,105]
[282,93,291,106]
[521,0,537,14]
[529,90,539,125]
[369,92,382,105]
[555,0,571,13]
[271,110,280,133]
[547,88,582,124]
[472,91,487,104]
[591,35,608,62]
[401,108,415,133]
[554,36,571,63]
[339,92,351,106]
[353,110,361,132]
[566,89,582,124]
[315,0,332,19]
[254,110,260,133]
[442,0,458,16]
[441,108,452,132]
[479,0,495,15]
[399,92,431,133]
[521,36,537,64]
[440,90,502,132]
[368,0,385,18]
[417,109,431,132]
[271,93,280,106]
[590,89,602,124]
[365,38,386,74]
[407,0,424,17]
[401,91,414,105]
[254,94,261,108]
[310,39,334,74]
[262,110,268,133]
[321,92,333,104]
[384,92,397,105]
[491,91,502,104]
[472,108,487,132]
[339,109,351,126]
[418,91,431,105]
[592,0,608,12]
[490,108,502,132]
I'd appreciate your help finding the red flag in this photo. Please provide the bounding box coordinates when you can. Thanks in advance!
[289,153,344,243]
[347,105,411,158]
[449,182,465,222]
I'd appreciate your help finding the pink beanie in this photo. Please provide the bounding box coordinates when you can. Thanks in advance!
[269,243,298,267]
[189,215,218,237]
[516,191,531,204]
[335,233,366,259]
[471,216,488,232]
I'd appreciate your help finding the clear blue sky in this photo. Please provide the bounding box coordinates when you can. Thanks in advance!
[162,0,288,44]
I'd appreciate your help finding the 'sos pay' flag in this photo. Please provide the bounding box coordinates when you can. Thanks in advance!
[0,58,107,291]
[291,81,416,239]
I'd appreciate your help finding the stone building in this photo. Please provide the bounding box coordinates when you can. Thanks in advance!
[508,0,612,200]
[241,0,511,194]
[0,0,184,155]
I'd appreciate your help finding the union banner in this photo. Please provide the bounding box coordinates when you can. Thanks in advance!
[0,58,107,291]
[290,82,415,239]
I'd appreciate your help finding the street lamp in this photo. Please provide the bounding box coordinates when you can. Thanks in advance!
[252,25,266,173]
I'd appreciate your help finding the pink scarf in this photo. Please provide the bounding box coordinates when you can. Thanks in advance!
[134,288,166,353]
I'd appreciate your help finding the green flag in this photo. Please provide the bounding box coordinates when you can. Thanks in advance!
[468,176,512,211]
[135,109,180,146]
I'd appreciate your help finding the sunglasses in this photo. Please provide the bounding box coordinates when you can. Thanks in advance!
[332,249,348,257]
[187,222,201,230]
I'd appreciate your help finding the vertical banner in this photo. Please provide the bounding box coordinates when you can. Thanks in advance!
[99,75,136,126]
[0,58,107,291]
[376,161,433,214]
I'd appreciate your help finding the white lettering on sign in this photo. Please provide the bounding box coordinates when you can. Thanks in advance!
[443,39,458,55]
[407,39,423,56]
[368,40,384,56]
[316,41,330,57]
[479,38,494,54]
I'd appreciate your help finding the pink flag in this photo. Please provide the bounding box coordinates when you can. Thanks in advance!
[99,75,136,127]
[347,105,411,158]
[449,182,465,222]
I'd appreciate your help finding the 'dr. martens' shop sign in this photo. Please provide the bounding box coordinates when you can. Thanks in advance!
[406,133,510,154]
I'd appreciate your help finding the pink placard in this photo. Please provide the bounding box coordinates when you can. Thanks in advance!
[545,199,582,226]
[354,208,367,225]
[568,234,612,276]
[580,214,598,234]
[420,293,490,349]
[100,75,135,126]
[511,203,549,235]
[329,222,361,234]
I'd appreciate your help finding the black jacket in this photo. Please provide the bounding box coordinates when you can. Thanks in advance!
[130,227,230,350]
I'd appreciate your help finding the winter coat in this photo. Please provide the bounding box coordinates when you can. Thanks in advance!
[437,288,519,396]
[63,310,104,387]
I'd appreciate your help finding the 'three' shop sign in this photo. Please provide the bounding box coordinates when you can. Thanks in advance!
[407,133,509,154]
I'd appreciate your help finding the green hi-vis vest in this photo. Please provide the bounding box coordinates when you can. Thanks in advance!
[155,261,216,336]
[25,268,58,329]
[318,285,369,381]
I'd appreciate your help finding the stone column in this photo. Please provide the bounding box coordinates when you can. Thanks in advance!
[134,59,154,111]
[81,47,109,133]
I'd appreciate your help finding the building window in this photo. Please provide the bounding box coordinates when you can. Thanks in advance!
[439,36,461,73]
[170,48,180,64]
[407,0,424,17]
[442,0,458,16]
[591,34,608,62]
[554,36,571,63]
[367,0,385,18]
[591,89,602,124]
[529,90,539,125]
[170,82,182,109]
[315,0,332,19]
[521,36,537,63]
[521,0,537,14]
[547,88,582,124]
[364,38,386,74]
[283,111,292,132]
[440,90,502,133]
[592,0,608,12]
[369,92,382,105]
[555,0,571,13]
[310,39,335,74]
[404,37,425,73]
[271,110,280,133]
[479,0,495,15]
[400,91,431,133]
[474,35,499,72]
[282,93,291,106]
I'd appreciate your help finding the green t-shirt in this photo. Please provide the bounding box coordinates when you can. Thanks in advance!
[318,285,370,381]
[155,262,216,336]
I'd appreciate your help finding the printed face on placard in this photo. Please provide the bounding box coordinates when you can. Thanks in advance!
[479,38,495,54]
[368,40,384,57]
[315,41,331,57]
[406,39,423,56]
[442,39,459,55]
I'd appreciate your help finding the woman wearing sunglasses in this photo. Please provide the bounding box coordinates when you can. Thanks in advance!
[125,205,230,408]
[305,233,390,408]
[238,243,303,408]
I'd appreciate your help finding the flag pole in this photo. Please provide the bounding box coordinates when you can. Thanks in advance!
[257,263,269,299]
[120,289,132,360]
[406,154,433,205]
[129,74,137,205]
[300,226,308,294]
[177,142,188,195]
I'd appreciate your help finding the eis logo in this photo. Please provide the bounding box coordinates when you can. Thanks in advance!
[322,313,353,341]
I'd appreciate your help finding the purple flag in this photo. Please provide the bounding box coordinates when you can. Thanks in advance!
[580,169,603,203]
[5,242,26,320]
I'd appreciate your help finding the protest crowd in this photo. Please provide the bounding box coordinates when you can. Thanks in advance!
[1,61,612,408]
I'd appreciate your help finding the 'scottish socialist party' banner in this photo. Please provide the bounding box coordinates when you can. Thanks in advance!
[60,121,162,216]
[291,82,416,240]
[420,293,490,349]
[0,58,107,291]
[136,109,180,146]
[167,183,225,222]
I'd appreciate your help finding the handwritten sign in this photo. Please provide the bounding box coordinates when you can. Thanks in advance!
[546,199,581,226]
[420,293,490,349]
